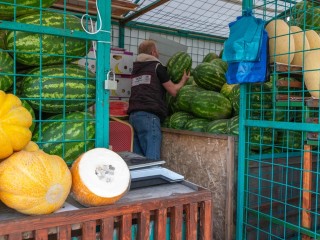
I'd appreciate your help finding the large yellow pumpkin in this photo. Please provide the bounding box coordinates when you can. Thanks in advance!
[0,142,72,215]
[71,148,130,207]
[0,90,32,160]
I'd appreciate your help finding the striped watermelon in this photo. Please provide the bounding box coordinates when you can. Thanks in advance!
[206,119,229,134]
[168,111,194,130]
[227,115,239,135]
[32,112,95,165]
[229,84,240,115]
[297,4,320,31]
[21,64,96,113]
[220,83,238,100]
[0,0,57,20]
[276,130,302,149]
[190,90,232,120]
[176,85,204,112]
[193,62,226,91]
[184,118,210,132]
[166,52,192,83]
[202,52,219,63]
[6,11,89,66]
[165,92,179,115]
[210,58,228,72]
[0,49,14,92]
[250,127,277,151]
[0,30,6,49]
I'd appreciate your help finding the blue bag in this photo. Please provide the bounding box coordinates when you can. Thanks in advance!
[225,29,269,84]
[222,11,265,62]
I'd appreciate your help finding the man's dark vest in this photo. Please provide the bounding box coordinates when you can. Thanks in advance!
[127,60,167,121]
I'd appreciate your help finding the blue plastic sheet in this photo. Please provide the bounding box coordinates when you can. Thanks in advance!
[222,11,265,62]
[225,29,269,84]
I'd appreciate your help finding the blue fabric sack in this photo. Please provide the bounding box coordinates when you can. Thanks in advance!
[225,29,269,84]
[222,11,265,62]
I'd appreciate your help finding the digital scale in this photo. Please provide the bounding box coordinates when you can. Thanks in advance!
[117,151,184,189]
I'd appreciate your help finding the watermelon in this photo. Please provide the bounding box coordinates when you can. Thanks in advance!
[5,11,89,66]
[176,85,204,113]
[220,83,238,100]
[166,52,192,83]
[206,119,229,134]
[229,84,240,115]
[202,52,219,63]
[190,90,232,120]
[32,112,95,165]
[250,127,277,151]
[210,58,228,72]
[21,99,36,133]
[0,0,57,20]
[184,118,210,132]
[161,117,171,128]
[0,49,14,92]
[168,111,194,130]
[297,5,320,31]
[186,76,195,85]
[165,92,179,115]
[0,30,6,49]
[219,49,224,58]
[21,64,96,113]
[276,130,302,149]
[193,62,226,91]
[227,115,239,135]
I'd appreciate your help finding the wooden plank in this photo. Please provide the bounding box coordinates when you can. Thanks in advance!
[270,62,302,73]
[137,211,150,240]
[276,80,302,88]
[154,208,167,240]
[302,144,312,240]
[276,95,310,101]
[170,205,183,240]
[185,203,198,240]
[57,225,71,240]
[35,229,48,240]
[199,200,213,240]
[100,217,114,240]
[119,214,132,240]
[225,136,234,240]
[82,221,96,239]
[8,233,22,240]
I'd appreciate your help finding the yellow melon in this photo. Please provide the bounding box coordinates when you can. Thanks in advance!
[290,26,310,66]
[265,19,295,64]
[0,90,32,160]
[304,50,320,99]
[306,30,320,50]
[0,142,72,215]
[71,148,131,207]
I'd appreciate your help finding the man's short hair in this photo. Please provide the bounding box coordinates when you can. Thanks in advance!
[138,40,157,55]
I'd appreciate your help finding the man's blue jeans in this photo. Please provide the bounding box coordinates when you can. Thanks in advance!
[129,111,162,160]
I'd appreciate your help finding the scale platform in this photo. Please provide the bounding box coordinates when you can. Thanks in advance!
[117,151,184,189]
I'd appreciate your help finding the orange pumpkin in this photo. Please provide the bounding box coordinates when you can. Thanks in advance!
[0,142,72,215]
[0,90,32,159]
[71,148,130,207]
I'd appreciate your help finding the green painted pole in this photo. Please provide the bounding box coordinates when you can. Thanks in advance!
[236,0,253,239]
[95,0,111,148]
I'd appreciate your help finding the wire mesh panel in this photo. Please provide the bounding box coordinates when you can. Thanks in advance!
[0,0,111,166]
[238,0,320,239]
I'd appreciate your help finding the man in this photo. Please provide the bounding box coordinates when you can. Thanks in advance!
[127,40,190,160]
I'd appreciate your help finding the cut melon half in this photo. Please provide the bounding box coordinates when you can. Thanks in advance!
[71,148,131,207]
[304,50,320,99]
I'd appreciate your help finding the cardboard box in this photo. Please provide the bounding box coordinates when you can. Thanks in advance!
[110,48,134,75]
[77,48,96,73]
[77,47,134,75]
[109,74,132,98]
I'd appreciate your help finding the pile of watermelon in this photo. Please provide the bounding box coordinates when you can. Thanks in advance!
[164,51,304,155]
[163,51,239,136]
[0,8,95,165]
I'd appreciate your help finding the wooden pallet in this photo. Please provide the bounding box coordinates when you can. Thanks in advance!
[0,182,212,240]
